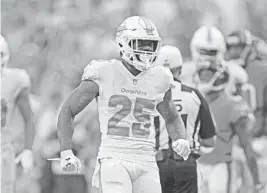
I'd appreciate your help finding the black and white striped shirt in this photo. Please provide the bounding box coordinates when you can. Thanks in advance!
[155,80,216,153]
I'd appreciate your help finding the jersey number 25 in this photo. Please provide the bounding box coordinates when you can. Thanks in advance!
[107,95,155,138]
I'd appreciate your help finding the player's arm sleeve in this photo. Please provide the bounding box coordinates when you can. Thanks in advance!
[194,89,216,139]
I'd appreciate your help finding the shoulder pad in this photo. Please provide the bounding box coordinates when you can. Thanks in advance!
[149,66,174,94]
[82,59,112,82]
[160,66,175,90]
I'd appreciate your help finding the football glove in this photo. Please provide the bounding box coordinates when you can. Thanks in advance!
[15,149,34,174]
[172,139,191,160]
[60,149,81,173]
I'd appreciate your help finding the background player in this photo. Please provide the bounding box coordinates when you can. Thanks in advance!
[1,34,35,193]
[180,26,226,90]
[190,26,262,193]
[56,16,190,193]
[155,45,216,193]
[226,30,267,137]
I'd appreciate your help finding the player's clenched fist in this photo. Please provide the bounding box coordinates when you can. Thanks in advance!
[60,150,81,173]
[172,139,191,160]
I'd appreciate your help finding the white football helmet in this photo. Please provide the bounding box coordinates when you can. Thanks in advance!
[0,34,10,67]
[116,16,162,71]
[156,45,183,69]
[156,45,183,80]
[190,26,226,64]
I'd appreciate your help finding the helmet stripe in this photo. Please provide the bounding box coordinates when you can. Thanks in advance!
[139,17,153,30]
[207,27,212,43]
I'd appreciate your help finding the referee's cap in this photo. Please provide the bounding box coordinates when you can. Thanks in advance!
[156,45,183,69]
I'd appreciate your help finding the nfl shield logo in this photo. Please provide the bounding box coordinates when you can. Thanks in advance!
[133,79,138,85]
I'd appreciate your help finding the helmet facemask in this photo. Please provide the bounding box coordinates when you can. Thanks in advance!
[194,61,229,94]
[117,35,161,71]
[194,46,221,64]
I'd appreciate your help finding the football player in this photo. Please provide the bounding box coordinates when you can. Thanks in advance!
[190,26,262,193]
[57,16,190,193]
[155,45,216,193]
[226,29,267,192]
[180,26,226,89]
[226,30,267,137]
[1,34,35,193]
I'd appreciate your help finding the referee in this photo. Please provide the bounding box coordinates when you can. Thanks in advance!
[155,46,216,193]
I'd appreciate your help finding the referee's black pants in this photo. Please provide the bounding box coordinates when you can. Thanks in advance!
[157,150,199,193]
